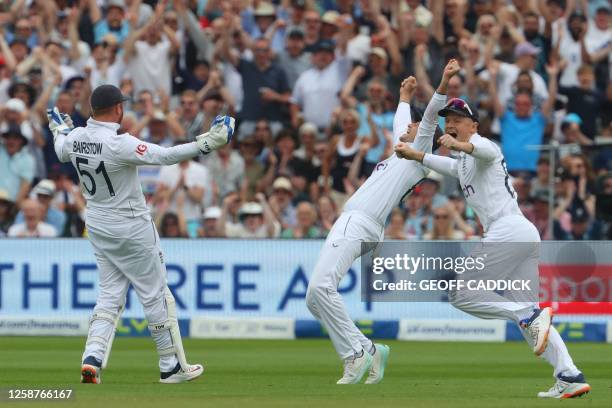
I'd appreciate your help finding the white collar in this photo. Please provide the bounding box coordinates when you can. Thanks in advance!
[87,117,121,132]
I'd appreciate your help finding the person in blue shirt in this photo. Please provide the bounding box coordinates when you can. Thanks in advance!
[0,125,34,206]
[488,61,559,174]
[88,0,131,45]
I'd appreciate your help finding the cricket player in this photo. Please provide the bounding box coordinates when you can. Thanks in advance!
[394,97,590,398]
[306,60,460,384]
[47,84,235,384]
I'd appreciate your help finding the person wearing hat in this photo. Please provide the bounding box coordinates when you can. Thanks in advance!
[270,176,296,228]
[559,113,591,153]
[290,36,351,130]
[307,65,460,385]
[280,201,321,238]
[218,192,280,238]
[277,27,311,89]
[396,65,590,399]
[13,179,66,236]
[198,206,223,238]
[47,84,235,384]
[488,59,559,173]
[0,124,34,206]
[244,1,286,53]
[88,0,131,44]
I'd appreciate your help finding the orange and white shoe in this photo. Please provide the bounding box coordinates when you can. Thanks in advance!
[520,307,553,355]
[538,373,591,398]
[81,356,102,384]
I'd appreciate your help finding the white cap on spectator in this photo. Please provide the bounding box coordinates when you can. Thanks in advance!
[32,179,56,196]
[151,109,166,122]
[0,189,12,203]
[254,2,275,17]
[273,177,292,192]
[204,206,222,219]
[321,10,340,25]
[6,98,26,113]
[107,0,126,11]
[239,202,264,216]
[370,47,388,61]
[299,122,318,137]
[414,12,433,28]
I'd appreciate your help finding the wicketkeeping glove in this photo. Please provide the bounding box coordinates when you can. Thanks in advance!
[196,115,235,155]
[47,107,73,141]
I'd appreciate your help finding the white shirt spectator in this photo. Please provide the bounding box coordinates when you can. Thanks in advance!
[8,221,57,237]
[291,56,351,129]
[158,161,211,221]
[128,38,173,96]
[225,221,281,238]
[479,63,549,108]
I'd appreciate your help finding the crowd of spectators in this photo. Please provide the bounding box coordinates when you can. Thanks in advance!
[0,0,610,240]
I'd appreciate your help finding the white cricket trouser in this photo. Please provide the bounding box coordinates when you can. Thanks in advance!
[450,214,579,377]
[83,212,178,372]
[306,211,383,360]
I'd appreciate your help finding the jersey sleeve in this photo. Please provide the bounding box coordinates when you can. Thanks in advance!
[53,130,72,163]
[392,102,412,144]
[470,136,498,162]
[422,153,459,178]
[115,134,200,166]
[413,92,447,153]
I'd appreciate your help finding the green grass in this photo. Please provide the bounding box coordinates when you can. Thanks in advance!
[0,337,610,408]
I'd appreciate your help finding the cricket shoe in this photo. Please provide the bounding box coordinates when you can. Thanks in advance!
[337,350,373,384]
[365,344,390,384]
[81,356,102,384]
[538,373,591,398]
[520,307,552,355]
[160,363,204,384]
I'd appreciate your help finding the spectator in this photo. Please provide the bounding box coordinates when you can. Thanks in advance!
[51,169,86,237]
[156,145,211,237]
[123,2,179,97]
[277,28,311,89]
[489,62,558,173]
[203,142,245,201]
[585,6,611,91]
[423,204,466,240]
[269,177,297,229]
[88,0,131,45]
[281,201,321,238]
[559,64,605,139]
[198,206,223,238]
[14,179,66,236]
[158,212,188,238]
[220,37,290,136]
[0,189,15,236]
[527,190,552,240]
[8,198,57,238]
[553,13,589,88]
[0,125,34,205]
[219,193,280,238]
[530,157,552,198]
[554,206,600,240]
[239,135,265,201]
[316,194,337,236]
[385,208,407,240]
[290,39,351,130]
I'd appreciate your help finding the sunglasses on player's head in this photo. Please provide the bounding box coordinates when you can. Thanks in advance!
[444,98,474,117]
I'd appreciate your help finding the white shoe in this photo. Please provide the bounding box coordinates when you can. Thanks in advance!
[160,363,204,384]
[337,351,373,384]
[81,364,101,384]
[365,344,390,384]
[521,307,553,355]
[538,375,591,398]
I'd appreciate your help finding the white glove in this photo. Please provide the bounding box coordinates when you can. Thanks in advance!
[47,107,73,140]
[196,115,235,155]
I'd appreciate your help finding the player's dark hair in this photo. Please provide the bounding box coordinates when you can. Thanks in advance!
[92,104,117,117]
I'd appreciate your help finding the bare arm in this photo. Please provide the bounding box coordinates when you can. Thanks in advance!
[87,0,102,24]
[413,45,435,99]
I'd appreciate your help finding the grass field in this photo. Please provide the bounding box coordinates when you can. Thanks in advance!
[0,337,609,408]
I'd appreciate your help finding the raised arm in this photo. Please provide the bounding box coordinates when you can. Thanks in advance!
[392,77,416,144]
[541,62,559,118]
[487,62,505,118]
[413,59,462,153]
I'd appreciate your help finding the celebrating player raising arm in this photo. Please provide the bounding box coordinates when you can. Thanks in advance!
[306,60,459,385]
[394,95,591,399]
[48,84,235,385]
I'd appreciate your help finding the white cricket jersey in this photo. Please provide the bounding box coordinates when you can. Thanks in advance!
[54,118,200,218]
[423,133,522,231]
[344,92,448,225]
